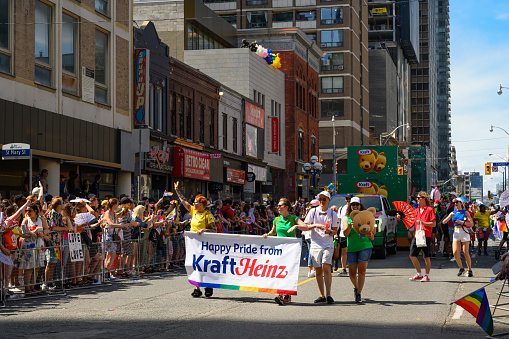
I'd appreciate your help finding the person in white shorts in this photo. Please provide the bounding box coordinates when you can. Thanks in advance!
[303,191,339,304]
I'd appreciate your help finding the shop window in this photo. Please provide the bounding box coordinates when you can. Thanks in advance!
[0,0,11,74]
[320,7,342,25]
[321,99,344,117]
[320,29,343,48]
[35,1,52,87]
[321,76,344,94]
[169,92,176,135]
[246,11,267,28]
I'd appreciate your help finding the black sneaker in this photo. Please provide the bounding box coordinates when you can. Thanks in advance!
[355,293,362,303]
[327,296,334,304]
[354,287,358,300]
[191,289,202,298]
[468,270,473,277]
[283,295,291,303]
[275,295,285,305]
[484,251,488,256]
[431,253,436,258]
[457,268,465,277]
[477,249,481,255]
[314,296,327,303]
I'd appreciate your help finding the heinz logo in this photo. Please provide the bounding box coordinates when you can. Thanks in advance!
[357,149,372,156]
[356,181,372,188]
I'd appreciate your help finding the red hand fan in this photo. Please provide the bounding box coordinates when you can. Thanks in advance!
[392,201,416,230]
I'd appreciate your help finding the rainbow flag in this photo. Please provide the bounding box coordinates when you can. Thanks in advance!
[453,287,493,336]
[163,191,173,197]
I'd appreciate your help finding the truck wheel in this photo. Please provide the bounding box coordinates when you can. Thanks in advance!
[377,232,387,259]
[387,241,397,255]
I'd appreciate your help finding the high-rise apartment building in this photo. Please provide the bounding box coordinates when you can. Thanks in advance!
[436,0,451,182]
[410,0,437,186]
[367,0,419,143]
[205,0,370,184]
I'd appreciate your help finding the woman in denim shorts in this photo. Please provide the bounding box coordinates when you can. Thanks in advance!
[342,197,374,304]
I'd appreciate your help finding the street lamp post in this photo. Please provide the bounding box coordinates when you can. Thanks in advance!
[303,155,323,195]
[379,123,410,146]
[497,84,509,96]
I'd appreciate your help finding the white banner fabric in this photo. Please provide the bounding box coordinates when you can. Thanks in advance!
[185,232,302,295]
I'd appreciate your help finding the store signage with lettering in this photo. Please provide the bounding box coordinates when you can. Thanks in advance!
[210,153,223,159]
[246,172,256,182]
[134,49,149,126]
[173,147,211,181]
[148,141,171,171]
[245,102,265,128]
[271,117,279,153]
[226,168,245,185]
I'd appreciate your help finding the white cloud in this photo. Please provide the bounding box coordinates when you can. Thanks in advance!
[496,13,509,20]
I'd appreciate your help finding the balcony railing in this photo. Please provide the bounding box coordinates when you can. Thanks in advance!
[320,64,344,71]
[321,88,344,94]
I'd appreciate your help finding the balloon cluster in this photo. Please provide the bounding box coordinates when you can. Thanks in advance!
[241,39,281,69]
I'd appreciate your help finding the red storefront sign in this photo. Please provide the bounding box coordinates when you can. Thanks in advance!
[134,49,149,126]
[210,153,223,159]
[172,147,210,181]
[245,102,264,128]
[271,117,279,153]
[226,168,245,185]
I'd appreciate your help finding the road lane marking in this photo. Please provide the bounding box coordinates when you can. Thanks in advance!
[451,305,464,319]
[298,269,340,286]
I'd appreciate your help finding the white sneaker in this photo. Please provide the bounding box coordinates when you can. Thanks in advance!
[308,271,316,278]
[9,287,22,293]
[41,284,48,291]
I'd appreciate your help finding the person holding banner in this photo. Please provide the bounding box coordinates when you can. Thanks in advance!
[302,191,339,304]
[264,198,326,305]
[174,182,217,298]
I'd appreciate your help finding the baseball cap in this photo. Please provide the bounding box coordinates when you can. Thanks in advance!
[317,191,331,200]
[345,194,354,199]
[120,197,132,205]
[351,197,361,204]
[310,199,319,207]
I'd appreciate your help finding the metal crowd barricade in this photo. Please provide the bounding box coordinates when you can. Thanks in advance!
[0,229,190,305]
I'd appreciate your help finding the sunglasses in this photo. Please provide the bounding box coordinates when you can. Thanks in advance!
[318,198,328,202]
[351,203,360,206]
[417,197,424,199]
[455,201,462,204]
[277,204,286,208]
[193,201,201,205]
[26,209,33,213]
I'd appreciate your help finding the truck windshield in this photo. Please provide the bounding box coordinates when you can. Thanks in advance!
[360,197,382,212]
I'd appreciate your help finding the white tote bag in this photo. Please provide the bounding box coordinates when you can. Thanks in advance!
[415,221,427,247]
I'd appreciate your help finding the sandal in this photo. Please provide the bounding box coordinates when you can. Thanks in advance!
[191,289,203,298]
[204,287,213,298]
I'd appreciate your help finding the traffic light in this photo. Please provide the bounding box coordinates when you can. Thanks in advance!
[485,163,491,175]
[488,191,491,200]
[398,167,404,175]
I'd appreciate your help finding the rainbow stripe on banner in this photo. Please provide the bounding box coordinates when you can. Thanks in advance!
[188,280,297,295]
[453,287,493,336]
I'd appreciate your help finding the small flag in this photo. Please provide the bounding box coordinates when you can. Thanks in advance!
[453,287,494,336]
[501,220,508,233]
[163,191,173,197]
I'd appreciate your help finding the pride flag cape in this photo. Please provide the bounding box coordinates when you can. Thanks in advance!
[453,287,494,336]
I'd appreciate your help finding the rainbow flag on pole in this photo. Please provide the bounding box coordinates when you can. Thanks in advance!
[163,191,173,197]
[453,287,494,336]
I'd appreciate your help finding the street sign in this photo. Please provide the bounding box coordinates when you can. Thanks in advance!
[2,143,31,160]
[493,162,509,166]
[493,166,499,172]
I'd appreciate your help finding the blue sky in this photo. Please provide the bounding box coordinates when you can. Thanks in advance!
[450,0,509,196]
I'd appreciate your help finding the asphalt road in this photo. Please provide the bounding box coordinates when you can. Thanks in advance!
[2,243,509,339]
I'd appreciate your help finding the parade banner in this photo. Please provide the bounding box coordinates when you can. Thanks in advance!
[185,232,302,295]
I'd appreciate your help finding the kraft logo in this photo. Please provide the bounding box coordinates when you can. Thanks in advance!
[357,149,373,156]
[192,255,288,279]
[356,181,373,188]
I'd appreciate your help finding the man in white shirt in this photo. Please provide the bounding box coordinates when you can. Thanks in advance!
[304,191,339,304]
[336,194,353,276]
